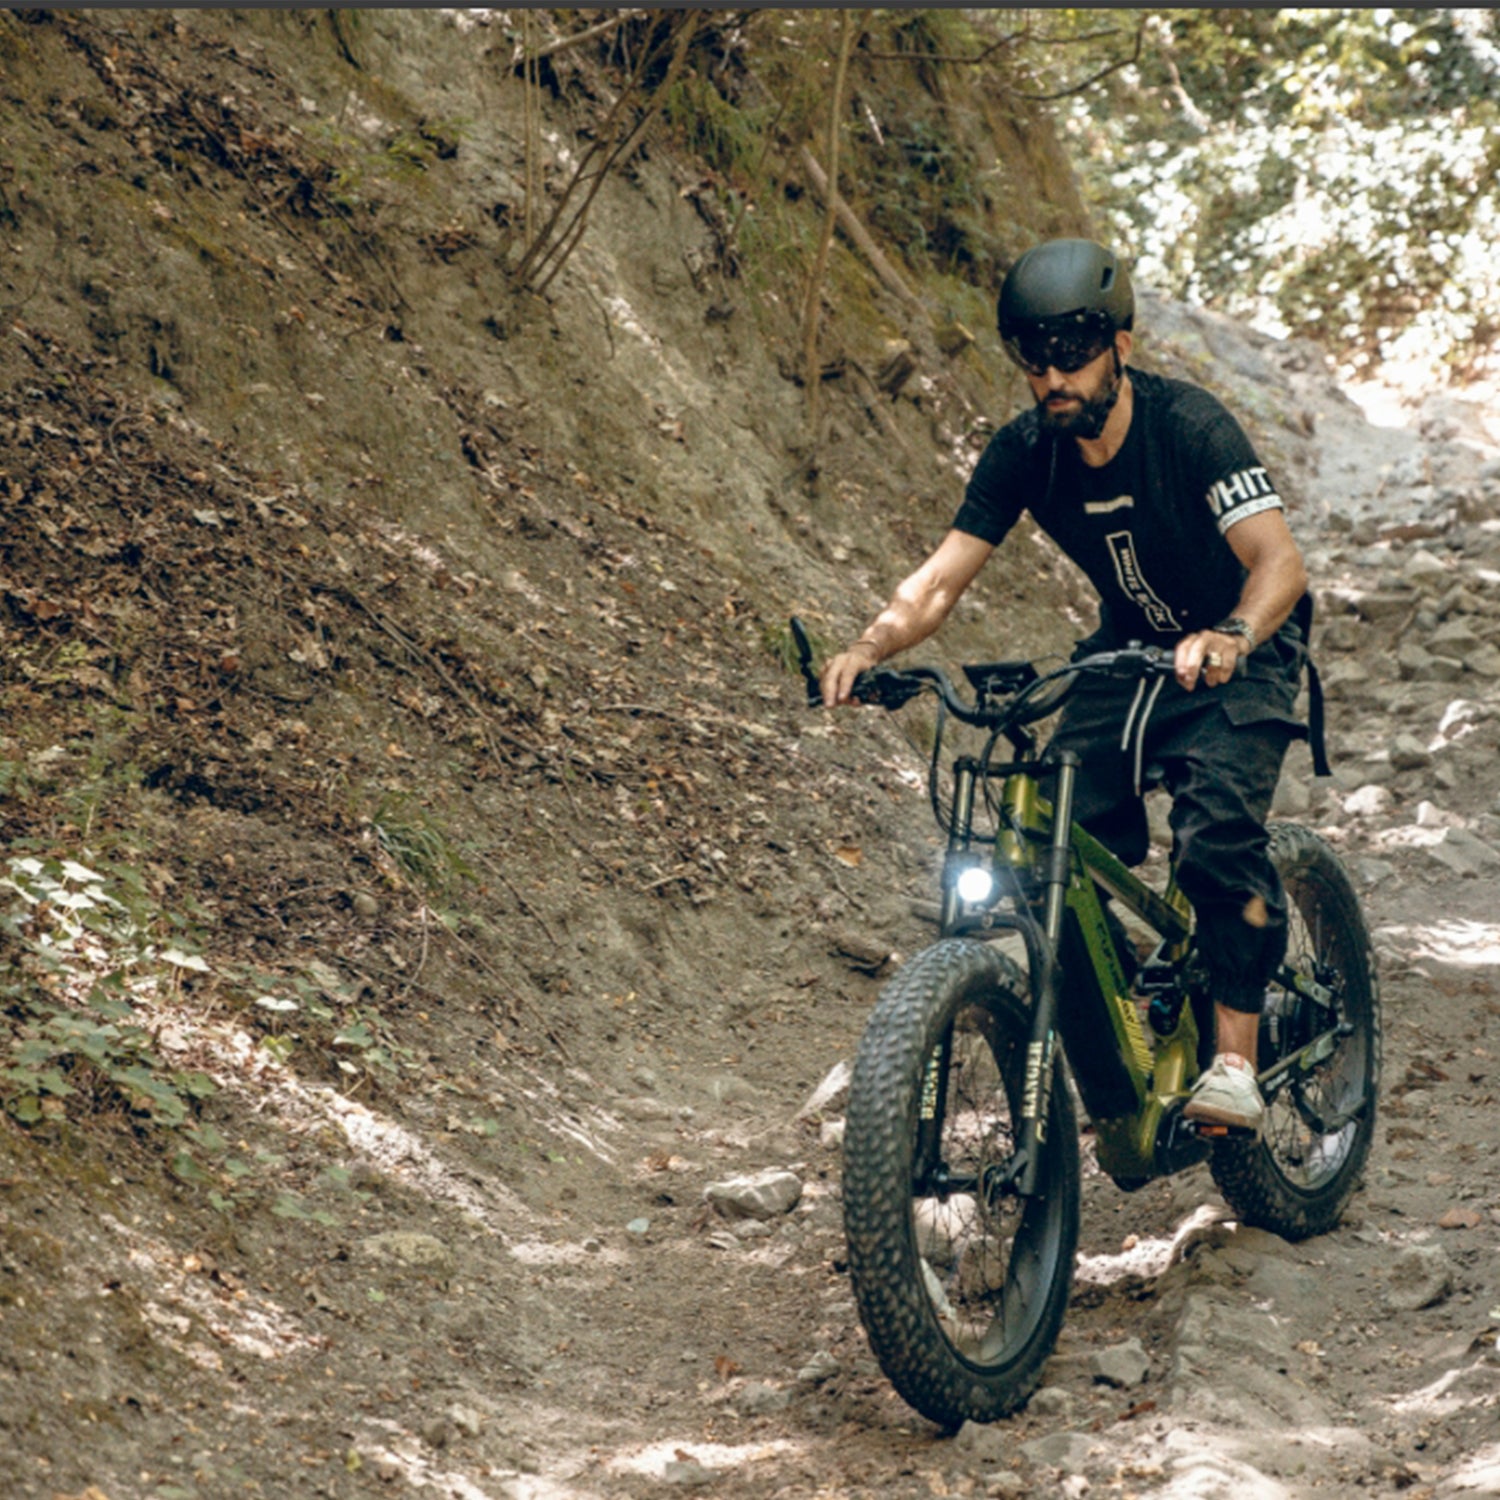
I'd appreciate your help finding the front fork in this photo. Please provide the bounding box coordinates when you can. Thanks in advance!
[1013,750,1077,1196]
[922,752,1079,1200]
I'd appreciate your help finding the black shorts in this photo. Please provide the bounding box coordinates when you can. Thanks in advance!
[1047,658,1301,1014]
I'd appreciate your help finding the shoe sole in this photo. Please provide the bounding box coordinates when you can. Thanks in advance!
[1183,1102,1264,1133]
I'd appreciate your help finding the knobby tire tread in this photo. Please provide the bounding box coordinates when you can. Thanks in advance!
[843,939,1079,1429]
[1208,822,1382,1240]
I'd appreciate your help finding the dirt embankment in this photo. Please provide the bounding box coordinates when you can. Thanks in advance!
[3,10,1500,1500]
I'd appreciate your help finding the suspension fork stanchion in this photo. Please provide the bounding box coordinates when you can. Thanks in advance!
[1014,750,1080,1197]
[938,759,978,936]
[916,762,979,1193]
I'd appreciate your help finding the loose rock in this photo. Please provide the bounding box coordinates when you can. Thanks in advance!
[355,1232,456,1276]
[1385,1243,1454,1312]
[1091,1338,1150,1389]
[796,1349,840,1386]
[703,1168,803,1221]
[953,1420,1012,1464]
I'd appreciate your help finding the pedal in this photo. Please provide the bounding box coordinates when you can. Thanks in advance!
[1184,1120,1260,1141]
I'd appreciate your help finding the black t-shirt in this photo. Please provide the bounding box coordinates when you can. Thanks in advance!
[953,369,1284,646]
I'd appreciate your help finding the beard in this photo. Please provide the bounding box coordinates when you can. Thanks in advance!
[1036,356,1123,439]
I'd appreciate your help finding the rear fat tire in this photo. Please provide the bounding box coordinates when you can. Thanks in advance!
[843,939,1080,1428]
[1209,822,1382,1239]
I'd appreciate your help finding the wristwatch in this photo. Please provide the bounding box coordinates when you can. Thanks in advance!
[1213,615,1257,653]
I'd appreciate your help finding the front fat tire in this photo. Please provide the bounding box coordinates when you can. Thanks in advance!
[1209,822,1382,1240]
[843,939,1080,1429]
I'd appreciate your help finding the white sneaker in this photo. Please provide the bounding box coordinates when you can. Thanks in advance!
[1183,1052,1265,1135]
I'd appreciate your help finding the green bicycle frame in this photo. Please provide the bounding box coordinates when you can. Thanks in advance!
[940,750,1209,1188]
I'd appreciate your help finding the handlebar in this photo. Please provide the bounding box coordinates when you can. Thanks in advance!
[789,614,1178,738]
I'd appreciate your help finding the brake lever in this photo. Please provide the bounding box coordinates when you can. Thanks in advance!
[789,615,822,707]
[1107,644,1174,679]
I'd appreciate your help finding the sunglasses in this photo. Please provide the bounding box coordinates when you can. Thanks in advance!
[1002,313,1117,377]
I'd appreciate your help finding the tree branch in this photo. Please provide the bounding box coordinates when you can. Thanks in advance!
[860,27,1027,64]
[801,10,866,419]
[798,145,922,312]
[511,9,650,70]
[1012,16,1145,102]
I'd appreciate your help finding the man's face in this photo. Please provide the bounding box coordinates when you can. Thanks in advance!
[1025,334,1127,439]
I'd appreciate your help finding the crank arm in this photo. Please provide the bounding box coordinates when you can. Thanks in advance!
[1259,1022,1370,1133]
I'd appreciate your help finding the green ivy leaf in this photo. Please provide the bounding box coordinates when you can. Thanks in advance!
[171,1150,213,1185]
[111,1065,188,1124]
[185,1122,228,1154]
[175,1070,218,1100]
[35,1069,77,1098]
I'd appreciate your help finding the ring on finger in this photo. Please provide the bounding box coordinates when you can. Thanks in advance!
[1205,651,1223,668]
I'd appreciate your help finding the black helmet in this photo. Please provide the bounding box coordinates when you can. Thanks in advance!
[997,239,1134,376]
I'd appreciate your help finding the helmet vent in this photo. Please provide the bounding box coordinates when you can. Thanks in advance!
[1100,268,1115,291]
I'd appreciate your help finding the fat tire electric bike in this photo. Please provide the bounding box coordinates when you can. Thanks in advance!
[792,619,1380,1429]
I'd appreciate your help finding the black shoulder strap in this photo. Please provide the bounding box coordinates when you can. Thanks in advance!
[1294,592,1331,777]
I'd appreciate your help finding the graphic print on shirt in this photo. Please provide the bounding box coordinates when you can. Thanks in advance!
[1105,530,1182,632]
[1205,466,1283,534]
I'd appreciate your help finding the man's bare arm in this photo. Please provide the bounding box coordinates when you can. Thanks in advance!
[821,530,995,706]
[1174,509,1309,691]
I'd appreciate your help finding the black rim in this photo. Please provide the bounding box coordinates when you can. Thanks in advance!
[1258,870,1370,1191]
[908,1005,1065,1371]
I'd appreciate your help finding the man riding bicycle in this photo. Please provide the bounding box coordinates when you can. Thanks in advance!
[822,237,1320,1138]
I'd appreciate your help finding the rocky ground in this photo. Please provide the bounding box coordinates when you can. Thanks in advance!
[3,11,1500,1500]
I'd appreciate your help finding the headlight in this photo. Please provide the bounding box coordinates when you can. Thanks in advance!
[955,864,996,905]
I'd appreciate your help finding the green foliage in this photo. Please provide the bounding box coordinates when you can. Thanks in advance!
[0,842,421,1150]
[1071,8,1500,378]
[662,74,770,183]
[372,793,475,895]
[0,856,215,1129]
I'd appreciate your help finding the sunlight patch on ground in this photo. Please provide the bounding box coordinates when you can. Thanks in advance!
[509,1239,627,1269]
[493,1478,610,1500]
[1389,1357,1500,1418]
[195,1037,538,1240]
[513,1065,624,1165]
[1075,1202,1225,1285]
[1152,1456,1290,1500]
[102,1213,325,1369]
[1374,919,1500,969]
[605,1437,802,1482]
[311,1084,532,1240]
[357,1422,504,1499]
[1444,1441,1500,1493]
